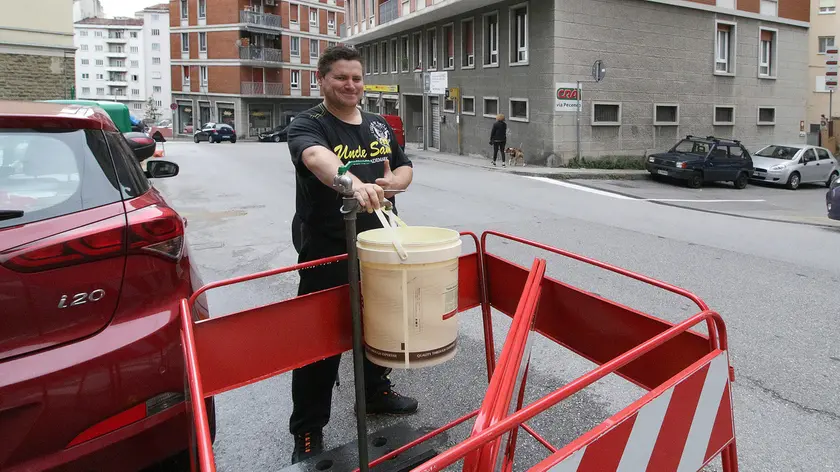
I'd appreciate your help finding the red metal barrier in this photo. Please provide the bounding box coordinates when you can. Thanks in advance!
[177,230,738,472]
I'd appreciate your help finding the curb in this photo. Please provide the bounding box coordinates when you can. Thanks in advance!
[410,153,649,180]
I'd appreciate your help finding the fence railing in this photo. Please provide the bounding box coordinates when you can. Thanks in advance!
[379,0,398,25]
[240,81,284,96]
[239,46,282,63]
[240,10,282,29]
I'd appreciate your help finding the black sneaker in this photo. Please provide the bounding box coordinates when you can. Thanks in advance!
[365,386,419,415]
[291,430,324,464]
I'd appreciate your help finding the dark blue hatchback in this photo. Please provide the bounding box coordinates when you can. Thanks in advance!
[827,177,840,220]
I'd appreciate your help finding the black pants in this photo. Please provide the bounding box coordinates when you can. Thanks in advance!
[288,223,392,435]
[493,141,506,163]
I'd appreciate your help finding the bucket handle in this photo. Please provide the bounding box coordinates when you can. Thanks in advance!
[374,207,409,261]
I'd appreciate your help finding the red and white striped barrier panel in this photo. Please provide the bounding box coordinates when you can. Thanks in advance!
[531,350,735,472]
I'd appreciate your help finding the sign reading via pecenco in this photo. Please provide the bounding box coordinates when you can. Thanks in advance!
[555,82,581,112]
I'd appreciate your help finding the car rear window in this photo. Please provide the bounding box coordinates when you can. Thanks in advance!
[0,129,122,230]
[104,131,151,199]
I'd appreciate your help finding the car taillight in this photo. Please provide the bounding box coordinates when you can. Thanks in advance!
[0,215,126,273]
[0,205,184,273]
[127,204,185,260]
[66,392,186,448]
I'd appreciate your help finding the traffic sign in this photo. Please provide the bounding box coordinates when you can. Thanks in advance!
[170,102,178,111]
[826,48,838,91]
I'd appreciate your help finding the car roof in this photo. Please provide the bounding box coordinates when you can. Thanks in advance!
[0,100,118,132]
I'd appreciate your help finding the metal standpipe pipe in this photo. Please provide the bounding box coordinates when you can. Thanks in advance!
[333,167,370,472]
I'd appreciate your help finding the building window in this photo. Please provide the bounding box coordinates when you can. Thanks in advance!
[412,32,422,70]
[311,39,320,59]
[199,33,207,52]
[510,3,528,65]
[380,41,388,72]
[391,38,398,72]
[482,12,499,66]
[364,46,371,74]
[181,33,189,52]
[80,44,88,51]
[95,31,102,37]
[82,86,90,94]
[152,71,161,79]
[80,31,88,36]
[328,12,336,30]
[291,37,300,56]
[130,32,137,38]
[462,96,475,115]
[819,36,835,54]
[152,29,160,36]
[81,59,89,65]
[442,24,454,69]
[426,28,437,70]
[461,18,474,68]
[714,106,735,125]
[654,104,679,125]
[290,4,299,23]
[510,98,529,122]
[483,97,499,118]
[131,74,139,81]
[153,57,161,64]
[131,46,139,53]
[400,36,409,72]
[372,43,379,73]
[81,73,89,79]
[154,86,162,93]
[134,103,142,110]
[592,103,621,126]
[96,73,103,79]
[96,59,103,66]
[182,66,190,86]
[152,43,160,51]
[180,0,187,19]
[310,8,318,26]
[759,28,777,78]
[291,70,300,89]
[198,0,206,18]
[131,60,139,67]
[311,71,318,88]
[95,45,102,52]
[132,89,140,96]
[757,107,776,125]
[96,87,104,95]
[715,21,735,74]
[200,66,208,86]
[820,0,836,14]
[760,0,777,16]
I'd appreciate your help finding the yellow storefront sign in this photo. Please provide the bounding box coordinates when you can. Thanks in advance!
[364,85,399,93]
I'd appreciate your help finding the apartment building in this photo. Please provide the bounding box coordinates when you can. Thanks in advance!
[139,3,173,122]
[74,18,146,112]
[170,0,345,138]
[344,0,811,163]
[0,0,75,101]
[807,0,838,139]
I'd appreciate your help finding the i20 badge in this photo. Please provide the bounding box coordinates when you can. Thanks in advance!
[58,290,106,309]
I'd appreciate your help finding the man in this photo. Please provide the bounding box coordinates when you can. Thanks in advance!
[286,45,418,464]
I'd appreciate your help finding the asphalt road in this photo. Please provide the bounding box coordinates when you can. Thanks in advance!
[150,141,839,472]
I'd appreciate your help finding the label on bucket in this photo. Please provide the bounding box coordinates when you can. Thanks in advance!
[360,259,460,369]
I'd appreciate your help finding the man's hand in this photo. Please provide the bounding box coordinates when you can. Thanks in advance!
[375,160,401,198]
[354,182,385,211]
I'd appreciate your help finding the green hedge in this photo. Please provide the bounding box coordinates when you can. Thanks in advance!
[565,155,647,170]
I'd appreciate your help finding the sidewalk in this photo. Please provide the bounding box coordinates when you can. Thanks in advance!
[404,145,649,180]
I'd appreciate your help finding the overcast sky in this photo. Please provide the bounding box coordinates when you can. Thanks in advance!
[100,0,163,18]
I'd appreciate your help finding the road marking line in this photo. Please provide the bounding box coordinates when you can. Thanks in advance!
[525,177,635,200]
[525,177,766,203]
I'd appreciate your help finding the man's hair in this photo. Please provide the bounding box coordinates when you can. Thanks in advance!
[318,45,363,78]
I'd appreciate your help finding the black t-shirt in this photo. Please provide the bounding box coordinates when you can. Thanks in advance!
[288,104,413,241]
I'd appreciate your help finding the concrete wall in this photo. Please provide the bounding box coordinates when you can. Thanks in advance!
[358,0,556,164]
[552,0,810,160]
[806,0,838,126]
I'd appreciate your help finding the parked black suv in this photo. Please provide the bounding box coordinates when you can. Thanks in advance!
[645,135,754,189]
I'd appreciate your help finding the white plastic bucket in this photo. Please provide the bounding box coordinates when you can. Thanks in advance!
[357,225,462,369]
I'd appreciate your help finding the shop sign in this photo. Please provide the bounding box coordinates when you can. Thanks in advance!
[364,84,399,93]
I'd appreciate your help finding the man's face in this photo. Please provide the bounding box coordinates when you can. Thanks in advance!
[319,59,363,109]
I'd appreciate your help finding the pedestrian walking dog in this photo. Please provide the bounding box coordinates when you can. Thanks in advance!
[504,145,526,167]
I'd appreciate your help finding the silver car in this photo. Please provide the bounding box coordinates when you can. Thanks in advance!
[750,144,839,190]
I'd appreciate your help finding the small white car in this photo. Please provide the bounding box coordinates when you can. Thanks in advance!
[750,144,839,190]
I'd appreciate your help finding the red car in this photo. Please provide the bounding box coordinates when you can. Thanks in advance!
[382,114,405,151]
[0,101,213,471]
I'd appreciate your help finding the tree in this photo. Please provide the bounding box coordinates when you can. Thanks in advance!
[145,96,161,123]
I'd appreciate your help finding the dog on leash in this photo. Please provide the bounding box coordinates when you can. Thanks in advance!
[504,146,526,167]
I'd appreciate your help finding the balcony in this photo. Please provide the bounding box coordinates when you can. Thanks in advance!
[105,50,128,58]
[106,80,128,87]
[240,10,282,32]
[379,0,398,25]
[105,36,127,43]
[241,81,283,96]
[239,46,282,64]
